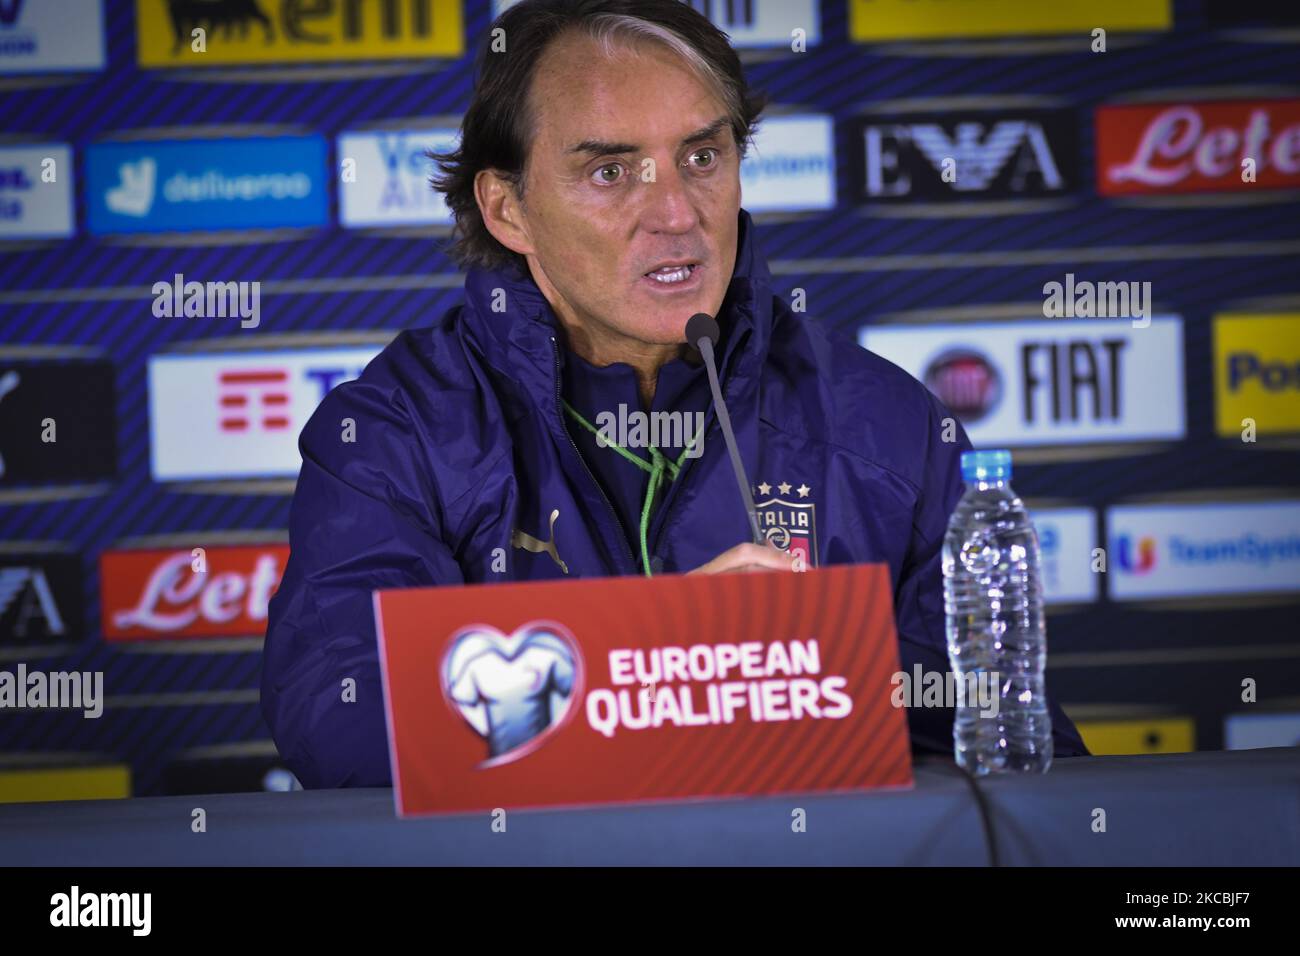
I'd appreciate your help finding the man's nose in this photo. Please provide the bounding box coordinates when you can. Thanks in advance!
[639,161,701,234]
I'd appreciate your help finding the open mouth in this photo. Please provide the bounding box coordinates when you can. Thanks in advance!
[642,262,700,287]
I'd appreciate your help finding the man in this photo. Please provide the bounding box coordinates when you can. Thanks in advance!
[262,0,1088,788]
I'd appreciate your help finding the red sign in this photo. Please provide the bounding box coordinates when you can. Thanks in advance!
[1096,98,1300,195]
[375,563,912,816]
[101,544,286,641]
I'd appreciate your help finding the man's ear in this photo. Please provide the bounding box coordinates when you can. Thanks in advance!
[474,169,534,257]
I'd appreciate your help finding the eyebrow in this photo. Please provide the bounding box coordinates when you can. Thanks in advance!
[566,117,730,158]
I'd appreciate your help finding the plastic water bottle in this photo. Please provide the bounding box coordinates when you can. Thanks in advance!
[942,449,1053,774]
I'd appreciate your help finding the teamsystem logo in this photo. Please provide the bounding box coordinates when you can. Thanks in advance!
[441,622,582,768]
[1115,534,1156,574]
[84,136,328,234]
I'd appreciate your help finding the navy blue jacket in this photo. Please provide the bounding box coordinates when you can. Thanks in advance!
[262,210,1088,787]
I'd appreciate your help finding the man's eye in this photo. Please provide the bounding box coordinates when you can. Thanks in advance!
[689,148,719,169]
[593,163,624,185]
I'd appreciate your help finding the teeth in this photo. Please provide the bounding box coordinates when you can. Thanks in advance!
[648,265,693,284]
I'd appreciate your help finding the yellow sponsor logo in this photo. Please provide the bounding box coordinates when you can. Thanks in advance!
[0,764,131,804]
[849,0,1171,42]
[1215,314,1300,437]
[1076,718,1194,755]
[136,0,464,67]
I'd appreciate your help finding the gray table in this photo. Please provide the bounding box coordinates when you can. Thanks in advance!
[1,748,1296,865]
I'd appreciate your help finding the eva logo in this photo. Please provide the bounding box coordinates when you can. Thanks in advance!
[1115,534,1156,574]
[441,622,583,768]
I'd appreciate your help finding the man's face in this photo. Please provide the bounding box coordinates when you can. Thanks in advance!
[501,33,741,351]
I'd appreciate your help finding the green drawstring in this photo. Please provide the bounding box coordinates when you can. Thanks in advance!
[562,399,701,577]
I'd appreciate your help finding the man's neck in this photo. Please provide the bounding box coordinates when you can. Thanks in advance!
[558,316,684,409]
[525,259,687,407]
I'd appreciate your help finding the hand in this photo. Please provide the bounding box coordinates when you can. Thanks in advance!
[688,541,797,575]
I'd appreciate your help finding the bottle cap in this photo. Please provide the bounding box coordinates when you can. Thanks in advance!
[961,449,1012,482]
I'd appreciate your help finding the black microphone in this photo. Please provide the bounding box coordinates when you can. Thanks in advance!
[686,312,764,546]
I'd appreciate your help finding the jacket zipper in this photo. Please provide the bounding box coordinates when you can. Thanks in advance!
[550,335,639,576]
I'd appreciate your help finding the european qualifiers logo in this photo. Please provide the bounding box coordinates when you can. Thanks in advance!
[586,638,852,738]
[847,107,1078,207]
[0,359,117,488]
[442,623,582,767]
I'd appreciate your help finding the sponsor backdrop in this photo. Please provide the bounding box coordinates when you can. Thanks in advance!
[1,0,1298,798]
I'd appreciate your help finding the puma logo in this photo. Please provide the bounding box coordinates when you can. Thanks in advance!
[511,509,568,575]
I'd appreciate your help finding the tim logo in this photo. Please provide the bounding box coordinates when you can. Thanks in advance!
[218,369,289,433]
[1116,535,1156,574]
[166,0,274,51]
[441,622,582,768]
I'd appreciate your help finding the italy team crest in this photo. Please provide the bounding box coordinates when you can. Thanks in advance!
[753,481,818,569]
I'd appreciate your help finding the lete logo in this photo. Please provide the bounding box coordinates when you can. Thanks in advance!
[102,546,286,640]
[441,622,583,768]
